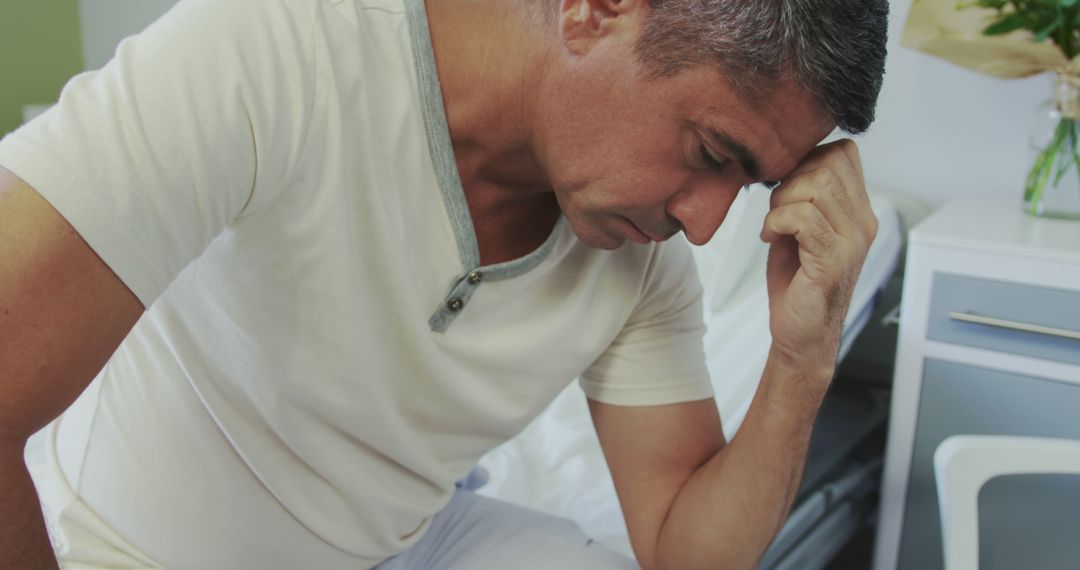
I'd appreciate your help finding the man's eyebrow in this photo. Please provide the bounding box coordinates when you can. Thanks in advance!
[704,128,779,188]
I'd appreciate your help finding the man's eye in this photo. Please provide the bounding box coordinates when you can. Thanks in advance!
[698,144,727,172]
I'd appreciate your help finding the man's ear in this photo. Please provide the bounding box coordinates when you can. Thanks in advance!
[559,0,645,55]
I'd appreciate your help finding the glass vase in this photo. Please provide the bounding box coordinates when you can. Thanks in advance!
[1025,76,1080,219]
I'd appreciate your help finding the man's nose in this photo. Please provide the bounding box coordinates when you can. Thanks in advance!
[665,181,742,246]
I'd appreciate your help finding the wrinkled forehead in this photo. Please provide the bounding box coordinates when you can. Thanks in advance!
[688,68,834,181]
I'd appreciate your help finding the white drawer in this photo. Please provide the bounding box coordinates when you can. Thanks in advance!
[927,273,1080,367]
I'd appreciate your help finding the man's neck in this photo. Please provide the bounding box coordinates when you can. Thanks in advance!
[425,0,561,265]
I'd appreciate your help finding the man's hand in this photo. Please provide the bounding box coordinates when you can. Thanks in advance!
[760,139,878,391]
[593,140,880,570]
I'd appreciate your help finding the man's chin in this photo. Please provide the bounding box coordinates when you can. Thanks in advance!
[579,234,626,250]
[566,225,625,250]
[585,239,625,251]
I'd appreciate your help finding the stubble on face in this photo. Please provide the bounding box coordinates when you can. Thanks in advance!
[538,69,734,248]
[537,32,835,250]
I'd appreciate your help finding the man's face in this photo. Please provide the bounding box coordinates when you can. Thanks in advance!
[535,21,835,248]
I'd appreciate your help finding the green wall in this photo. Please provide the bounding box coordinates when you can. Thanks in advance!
[0,1,83,136]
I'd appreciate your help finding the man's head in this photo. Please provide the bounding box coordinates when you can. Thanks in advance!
[634,0,888,135]
[528,0,888,248]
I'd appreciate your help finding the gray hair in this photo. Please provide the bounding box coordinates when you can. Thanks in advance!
[634,0,889,134]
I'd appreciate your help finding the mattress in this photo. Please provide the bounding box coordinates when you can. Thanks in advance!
[477,189,904,559]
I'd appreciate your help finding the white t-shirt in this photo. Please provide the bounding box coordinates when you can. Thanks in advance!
[0,0,713,567]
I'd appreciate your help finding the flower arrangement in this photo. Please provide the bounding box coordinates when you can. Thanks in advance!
[903,0,1080,218]
[968,0,1080,59]
[964,0,1080,215]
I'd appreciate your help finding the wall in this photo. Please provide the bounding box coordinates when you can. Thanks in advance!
[858,0,1053,210]
[79,0,178,70]
[0,1,83,136]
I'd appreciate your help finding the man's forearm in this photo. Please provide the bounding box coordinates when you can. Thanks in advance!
[0,443,58,570]
[654,345,833,570]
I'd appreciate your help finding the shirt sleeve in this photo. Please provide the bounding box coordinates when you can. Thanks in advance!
[0,0,317,306]
[580,238,715,407]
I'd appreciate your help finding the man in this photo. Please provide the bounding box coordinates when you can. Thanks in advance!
[0,0,887,567]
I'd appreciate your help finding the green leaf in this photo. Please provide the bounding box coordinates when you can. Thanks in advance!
[983,13,1029,34]
[962,0,1006,9]
[1025,146,1055,213]
[1052,120,1079,185]
[1034,13,1065,40]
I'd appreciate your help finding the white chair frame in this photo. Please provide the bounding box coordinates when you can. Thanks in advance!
[933,435,1080,570]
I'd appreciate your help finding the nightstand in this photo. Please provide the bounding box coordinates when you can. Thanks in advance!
[872,197,1080,570]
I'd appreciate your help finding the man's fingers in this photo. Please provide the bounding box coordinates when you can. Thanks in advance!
[786,139,861,182]
[785,140,867,208]
[760,201,836,257]
[769,168,855,238]
[838,139,864,179]
[771,140,875,243]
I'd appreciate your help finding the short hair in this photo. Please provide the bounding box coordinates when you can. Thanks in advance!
[634,0,889,134]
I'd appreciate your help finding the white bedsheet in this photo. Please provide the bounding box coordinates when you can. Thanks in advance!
[477,189,904,558]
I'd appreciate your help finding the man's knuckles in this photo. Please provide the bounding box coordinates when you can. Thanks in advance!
[763,202,836,250]
[835,139,864,179]
[786,139,859,180]
[771,167,858,214]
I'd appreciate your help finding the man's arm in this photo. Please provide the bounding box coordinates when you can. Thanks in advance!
[590,140,877,570]
[0,166,144,569]
[589,349,827,570]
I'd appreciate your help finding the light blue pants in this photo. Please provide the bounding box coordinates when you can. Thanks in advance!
[373,489,640,570]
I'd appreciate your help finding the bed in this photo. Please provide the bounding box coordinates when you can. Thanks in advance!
[22,188,906,569]
[477,187,906,568]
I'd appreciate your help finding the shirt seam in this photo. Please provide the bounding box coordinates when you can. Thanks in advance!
[238,0,321,219]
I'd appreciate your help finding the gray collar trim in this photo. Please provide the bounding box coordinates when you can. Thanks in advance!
[404,0,565,331]
[404,0,479,270]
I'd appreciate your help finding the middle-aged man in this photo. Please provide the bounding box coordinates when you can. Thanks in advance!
[0,0,888,568]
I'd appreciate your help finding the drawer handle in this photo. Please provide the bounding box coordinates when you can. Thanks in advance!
[948,311,1080,341]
